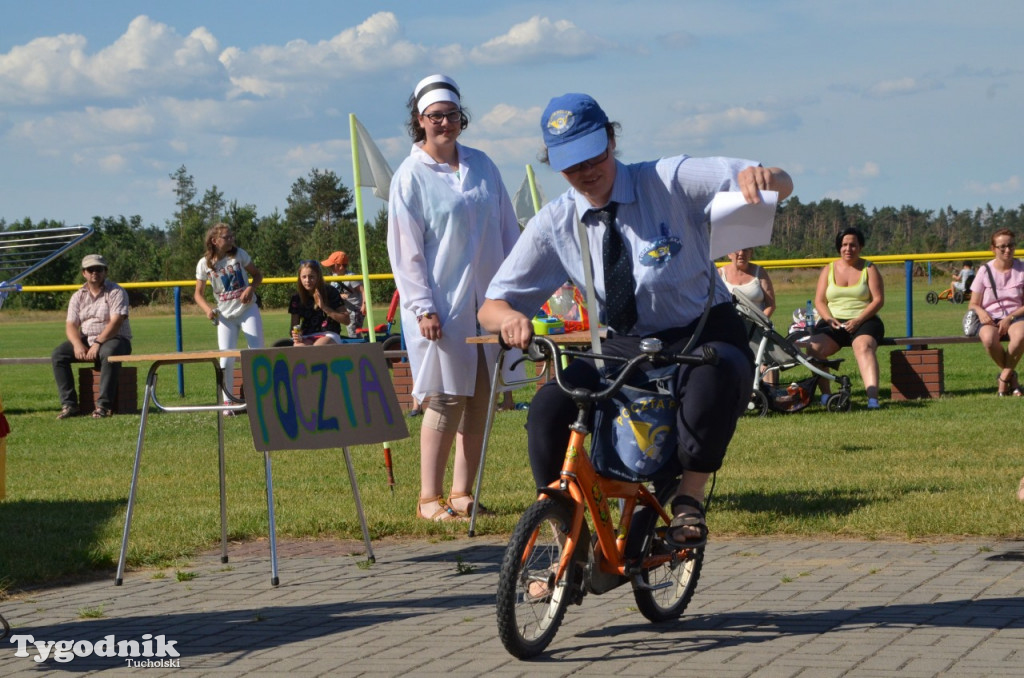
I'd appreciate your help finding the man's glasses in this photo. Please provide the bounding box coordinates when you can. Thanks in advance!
[83,267,107,273]
[563,147,610,175]
[422,109,462,125]
[994,243,1016,251]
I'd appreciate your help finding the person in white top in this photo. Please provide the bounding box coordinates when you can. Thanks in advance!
[387,74,520,521]
[194,223,265,408]
[719,247,776,317]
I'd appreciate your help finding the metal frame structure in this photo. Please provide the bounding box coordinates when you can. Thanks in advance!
[0,224,94,307]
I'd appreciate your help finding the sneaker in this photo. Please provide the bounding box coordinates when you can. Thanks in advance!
[57,404,79,420]
[819,393,830,407]
[866,398,880,410]
[91,407,112,418]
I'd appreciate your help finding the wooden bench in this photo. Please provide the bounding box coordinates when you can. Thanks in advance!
[0,357,138,414]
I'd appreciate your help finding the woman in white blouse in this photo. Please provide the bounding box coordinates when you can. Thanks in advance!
[387,74,520,522]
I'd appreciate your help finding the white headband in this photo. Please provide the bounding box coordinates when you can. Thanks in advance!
[414,74,461,114]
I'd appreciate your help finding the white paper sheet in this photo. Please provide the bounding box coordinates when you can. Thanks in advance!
[709,190,778,260]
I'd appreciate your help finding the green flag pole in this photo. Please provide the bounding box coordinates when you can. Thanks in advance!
[350,113,377,343]
[350,114,395,493]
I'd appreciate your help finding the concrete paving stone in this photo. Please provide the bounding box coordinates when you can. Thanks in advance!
[3,537,1024,677]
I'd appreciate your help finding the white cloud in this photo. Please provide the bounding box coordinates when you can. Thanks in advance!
[864,76,942,99]
[474,103,543,137]
[221,12,425,97]
[13,105,157,147]
[966,175,1021,194]
[282,140,349,170]
[468,16,610,65]
[665,106,800,145]
[825,186,868,203]
[0,16,226,106]
[98,154,128,172]
[849,161,880,179]
[657,30,698,50]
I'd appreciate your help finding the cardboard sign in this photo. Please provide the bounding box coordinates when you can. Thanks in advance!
[240,343,408,451]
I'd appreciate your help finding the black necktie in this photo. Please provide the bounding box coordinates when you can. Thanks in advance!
[596,203,637,334]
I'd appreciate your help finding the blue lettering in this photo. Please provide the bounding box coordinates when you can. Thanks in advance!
[329,358,357,427]
[251,356,273,442]
[274,359,298,439]
[312,363,339,431]
[359,357,395,425]
[291,363,317,433]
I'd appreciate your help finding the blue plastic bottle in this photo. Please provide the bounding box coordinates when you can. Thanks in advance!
[805,300,814,329]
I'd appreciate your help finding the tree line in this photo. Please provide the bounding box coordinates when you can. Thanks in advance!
[3,165,1022,312]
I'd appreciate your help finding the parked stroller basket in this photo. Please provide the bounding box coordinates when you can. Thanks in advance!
[732,293,852,416]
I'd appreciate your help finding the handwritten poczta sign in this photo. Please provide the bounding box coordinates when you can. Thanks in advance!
[240,343,408,451]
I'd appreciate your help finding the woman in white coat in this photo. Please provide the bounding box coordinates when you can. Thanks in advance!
[388,74,520,521]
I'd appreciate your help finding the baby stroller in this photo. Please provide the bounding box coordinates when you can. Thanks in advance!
[732,293,852,416]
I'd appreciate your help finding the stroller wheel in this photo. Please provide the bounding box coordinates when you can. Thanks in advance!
[825,392,851,413]
[745,389,769,417]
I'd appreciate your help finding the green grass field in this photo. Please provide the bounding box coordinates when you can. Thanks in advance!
[1,269,1022,592]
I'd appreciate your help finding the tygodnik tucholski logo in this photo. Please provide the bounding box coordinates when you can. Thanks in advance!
[9,633,181,667]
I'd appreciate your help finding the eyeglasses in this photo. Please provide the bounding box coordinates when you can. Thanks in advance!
[563,147,610,175]
[422,109,462,125]
[83,267,107,273]
[994,243,1016,251]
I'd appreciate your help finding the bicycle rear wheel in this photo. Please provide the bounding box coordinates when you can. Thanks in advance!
[496,497,577,659]
[634,544,703,622]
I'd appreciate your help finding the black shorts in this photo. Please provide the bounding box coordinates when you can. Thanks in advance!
[813,315,885,348]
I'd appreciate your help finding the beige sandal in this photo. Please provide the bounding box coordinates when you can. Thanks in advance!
[416,495,461,522]
[447,492,495,518]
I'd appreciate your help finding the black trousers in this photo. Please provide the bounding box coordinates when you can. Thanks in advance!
[525,303,753,489]
[52,336,133,410]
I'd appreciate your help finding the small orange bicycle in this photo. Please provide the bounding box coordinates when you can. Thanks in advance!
[495,335,715,659]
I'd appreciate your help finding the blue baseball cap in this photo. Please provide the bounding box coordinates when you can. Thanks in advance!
[541,93,609,172]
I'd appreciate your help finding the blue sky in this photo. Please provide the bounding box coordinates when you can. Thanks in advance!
[2,1,1022,229]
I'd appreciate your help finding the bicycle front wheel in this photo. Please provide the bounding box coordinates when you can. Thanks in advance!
[495,497,577,659]
[632,531,704,623]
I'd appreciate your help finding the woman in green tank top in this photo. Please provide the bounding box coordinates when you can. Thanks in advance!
[805,227,885,410]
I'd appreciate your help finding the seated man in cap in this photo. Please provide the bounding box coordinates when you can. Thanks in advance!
[321,251,365,337]
[51,254,133,419]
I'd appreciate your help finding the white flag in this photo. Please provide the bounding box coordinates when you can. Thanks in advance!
[512,173,544,227]
[353,117,394,200]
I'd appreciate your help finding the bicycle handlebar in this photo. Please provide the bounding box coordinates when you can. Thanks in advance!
[522,335,718,406]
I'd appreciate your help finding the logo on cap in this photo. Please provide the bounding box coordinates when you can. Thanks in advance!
[546,110,575,136]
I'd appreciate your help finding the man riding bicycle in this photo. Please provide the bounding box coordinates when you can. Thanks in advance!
[478,93,793,548]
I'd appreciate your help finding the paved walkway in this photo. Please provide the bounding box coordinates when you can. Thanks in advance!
[2,536,1024,677]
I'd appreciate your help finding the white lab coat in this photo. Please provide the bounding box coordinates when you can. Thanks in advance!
[388,142,521,400]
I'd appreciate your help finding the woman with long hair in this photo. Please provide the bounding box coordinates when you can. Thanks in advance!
[288,260,349,345]
[194,223,264,407]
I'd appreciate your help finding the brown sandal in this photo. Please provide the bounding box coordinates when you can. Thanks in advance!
[416,496,461,522]
[447,492,495,518]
